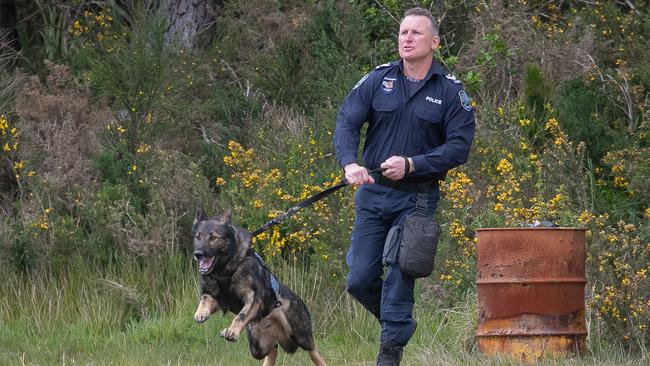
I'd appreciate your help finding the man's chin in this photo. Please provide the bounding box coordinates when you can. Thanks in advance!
[400,53,430,63]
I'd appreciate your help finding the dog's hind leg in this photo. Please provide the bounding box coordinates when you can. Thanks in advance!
[194,294,219,323]
[261,345,278,366]
[221,292,260,342]
[308,349,327,366]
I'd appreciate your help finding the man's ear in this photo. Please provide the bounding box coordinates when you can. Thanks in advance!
[431,34,440,51]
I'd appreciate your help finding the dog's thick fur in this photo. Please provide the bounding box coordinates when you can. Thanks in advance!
[192,208,326,366]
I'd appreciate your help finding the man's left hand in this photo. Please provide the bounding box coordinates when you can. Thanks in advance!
[380,156,413,181]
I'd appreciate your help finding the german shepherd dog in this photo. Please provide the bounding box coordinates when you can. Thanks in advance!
[192,208,327,366]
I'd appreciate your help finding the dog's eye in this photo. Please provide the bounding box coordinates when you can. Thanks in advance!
[209,233,219,240]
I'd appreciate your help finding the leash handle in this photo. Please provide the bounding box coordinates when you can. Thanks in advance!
[251,166,387,237]
[340,167,386,185]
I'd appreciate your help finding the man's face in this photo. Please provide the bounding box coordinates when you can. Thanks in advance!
[398,15,440,63]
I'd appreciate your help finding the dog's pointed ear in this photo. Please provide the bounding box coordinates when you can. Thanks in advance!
[193,207,207,231]
[221,209,233,225]
[236,228,252,252]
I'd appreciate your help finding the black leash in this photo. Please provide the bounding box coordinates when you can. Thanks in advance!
[250,168,385,237]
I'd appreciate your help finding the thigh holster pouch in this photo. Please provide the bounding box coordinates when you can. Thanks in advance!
[383,193,440,278]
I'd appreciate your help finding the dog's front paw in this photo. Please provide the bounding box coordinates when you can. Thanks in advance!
[220,327,239,342]
[193,310,210,323]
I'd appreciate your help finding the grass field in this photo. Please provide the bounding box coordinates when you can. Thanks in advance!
[0,257,646,366]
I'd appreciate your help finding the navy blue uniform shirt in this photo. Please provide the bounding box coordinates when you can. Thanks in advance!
[334,59,475,183]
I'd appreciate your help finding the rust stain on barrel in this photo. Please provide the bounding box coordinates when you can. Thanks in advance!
[476,228,587,361]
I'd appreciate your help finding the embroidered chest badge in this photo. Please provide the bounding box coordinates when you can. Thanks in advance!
[458,90,472,111]
[382,77,396,94]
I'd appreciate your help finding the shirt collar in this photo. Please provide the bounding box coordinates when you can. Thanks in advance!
[397,59,446,82]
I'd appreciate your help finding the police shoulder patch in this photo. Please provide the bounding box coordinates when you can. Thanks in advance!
[445,73,462,84]
[458,90,472,111]
[353,73,370,90]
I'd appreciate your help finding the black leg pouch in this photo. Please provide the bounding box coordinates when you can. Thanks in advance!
[382,224,401,266]
[396,193,440,278]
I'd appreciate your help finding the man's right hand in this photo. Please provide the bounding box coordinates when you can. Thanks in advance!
[344,163,375,186]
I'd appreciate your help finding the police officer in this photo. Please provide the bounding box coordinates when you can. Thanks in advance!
[333,7,475,366]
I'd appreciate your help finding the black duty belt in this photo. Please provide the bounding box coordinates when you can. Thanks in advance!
[372,172,439,193]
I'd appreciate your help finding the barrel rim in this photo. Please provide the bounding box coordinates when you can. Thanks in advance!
[476,227,586,232]
[476,278,586,284]
[476,331,589,336]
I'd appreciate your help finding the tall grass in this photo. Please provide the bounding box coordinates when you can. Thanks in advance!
[0,260,646,365]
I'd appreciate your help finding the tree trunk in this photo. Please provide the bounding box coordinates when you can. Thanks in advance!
[0,0,19,50]
[162,0,219,50]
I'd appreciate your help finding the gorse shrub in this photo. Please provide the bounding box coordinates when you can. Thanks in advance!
[0,112,20,201]
[582,213,650,348]
[215,133,351,274]
[80,6,178,152]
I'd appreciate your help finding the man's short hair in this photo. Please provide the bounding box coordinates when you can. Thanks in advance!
[403,7,439,36]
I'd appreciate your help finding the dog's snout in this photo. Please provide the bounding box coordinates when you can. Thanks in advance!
[193,250,204,260]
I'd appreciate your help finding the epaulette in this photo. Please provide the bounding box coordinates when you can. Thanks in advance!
[445,73,462,84]
[353,62,392,90]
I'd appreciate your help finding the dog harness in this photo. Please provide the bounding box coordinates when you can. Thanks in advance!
[253,252,282,307]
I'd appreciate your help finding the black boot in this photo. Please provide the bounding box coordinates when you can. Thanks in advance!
[376,343,403,366]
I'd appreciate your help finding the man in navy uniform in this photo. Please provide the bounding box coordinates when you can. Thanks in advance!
[333,7,475,365]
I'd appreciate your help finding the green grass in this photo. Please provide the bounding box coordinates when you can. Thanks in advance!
[0,259,646,366]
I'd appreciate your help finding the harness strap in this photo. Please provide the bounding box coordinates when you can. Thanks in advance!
[252,252,282,307]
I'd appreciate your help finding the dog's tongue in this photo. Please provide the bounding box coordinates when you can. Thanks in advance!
[199,257,214,271]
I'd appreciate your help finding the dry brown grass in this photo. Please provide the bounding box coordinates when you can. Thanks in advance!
[14,61,111,201]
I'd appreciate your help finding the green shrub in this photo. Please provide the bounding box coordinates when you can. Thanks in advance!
[83,6,178,155]
[523,64,551,119]
[556,78,627,163]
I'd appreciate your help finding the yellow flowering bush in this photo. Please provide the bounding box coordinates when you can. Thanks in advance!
[1,113,20,175]
[216,131,353,276]
[603,148,650,203]
[581,214,650,346]
[69,9,118,52]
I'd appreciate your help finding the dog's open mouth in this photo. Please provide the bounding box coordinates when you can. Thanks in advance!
[198,256,217,275]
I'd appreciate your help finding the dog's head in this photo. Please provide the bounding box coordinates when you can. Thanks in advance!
[192,207,250,275]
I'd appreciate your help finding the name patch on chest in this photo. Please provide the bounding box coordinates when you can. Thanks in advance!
[382,77,396,94]
[426,96,442,105]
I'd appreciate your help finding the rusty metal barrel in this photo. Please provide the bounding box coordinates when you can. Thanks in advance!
[476,227,587,361]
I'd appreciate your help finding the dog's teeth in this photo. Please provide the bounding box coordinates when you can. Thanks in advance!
[199,257,215,271]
